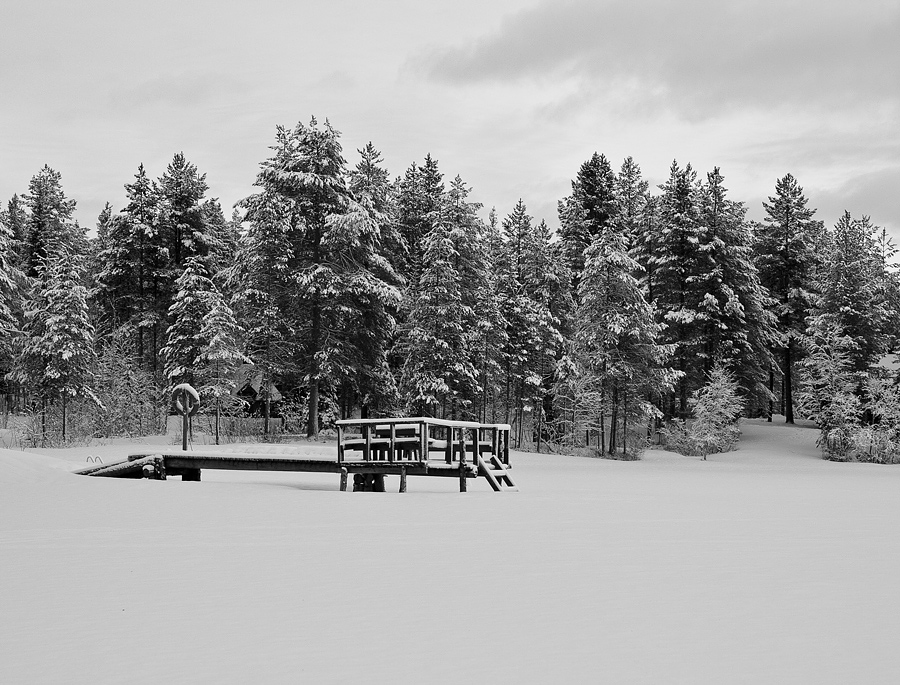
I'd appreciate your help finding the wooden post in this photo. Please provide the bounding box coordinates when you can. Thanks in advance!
[458,427,467,492]
[399,467,407,493]
[364,424,371,462]
[181,390,189,451]
[340,467,348,492]
[419,420,428,465]
[337,424,344,464]
[445,425,452,464]
[389,423,396,463]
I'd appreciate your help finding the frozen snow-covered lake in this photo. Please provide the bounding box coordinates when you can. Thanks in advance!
[2,419,900,684]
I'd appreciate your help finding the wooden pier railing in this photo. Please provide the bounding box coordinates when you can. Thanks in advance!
[335,417,512,491]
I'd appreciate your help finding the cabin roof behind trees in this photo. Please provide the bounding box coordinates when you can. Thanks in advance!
[233,364,282,402]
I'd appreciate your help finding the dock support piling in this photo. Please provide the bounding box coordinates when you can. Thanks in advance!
[399,467,407,493]
[340,467,348,492]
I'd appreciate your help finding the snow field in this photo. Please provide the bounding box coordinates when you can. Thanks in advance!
[2,420,900,684]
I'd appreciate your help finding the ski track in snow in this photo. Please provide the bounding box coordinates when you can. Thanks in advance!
[2,420,900,684]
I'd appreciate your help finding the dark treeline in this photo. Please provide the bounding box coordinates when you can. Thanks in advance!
[1,117,898,458]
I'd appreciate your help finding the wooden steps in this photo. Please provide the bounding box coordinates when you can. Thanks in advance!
[477,454,517,492]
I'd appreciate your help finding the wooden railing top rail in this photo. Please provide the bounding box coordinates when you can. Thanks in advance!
[335,416,511,431]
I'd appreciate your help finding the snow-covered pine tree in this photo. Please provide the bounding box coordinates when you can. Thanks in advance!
[630,194,662,305]
[15,243,95,444]
[569,222,676,456]
[498,200,561,444]
[0,214,23,401]
[197,287,250,444]
[229,190,296,434]
[690,362,744,459]
[695,168,777,413]
[523,218,566,450]
[445,175,500,419]
[2,195,28,268]
[396,153,444,285]
[558,152,618,297]
[94,164,166,370]
[398,220,476,415]
[808,212,892,372]
[91,327,165,438]
[613,156,649,251]
[319,142,402,418]
[23,166,82,277]
[797,323,861,459]
[201,198,241,273]
[474,206,510,423]
[161,257,215,388]
[653,160,707,418]
[157,153,218,269]
[244,118,400,435]
[754,173,824,423]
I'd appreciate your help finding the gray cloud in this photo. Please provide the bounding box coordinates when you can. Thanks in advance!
[814,166,900,235]
[420,0,900,118]
[741,130,900,171]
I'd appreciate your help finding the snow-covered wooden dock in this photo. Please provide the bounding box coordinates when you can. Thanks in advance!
[76,417,516,492]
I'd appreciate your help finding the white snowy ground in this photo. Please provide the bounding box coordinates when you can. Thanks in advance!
[3,419,900,684]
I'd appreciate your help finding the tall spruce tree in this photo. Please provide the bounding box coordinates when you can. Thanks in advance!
[569,225,675,455]
[695,168,777,411]
[614,156,649,250]
[15,244,95,444]
[446,175,501,419]
[23,166,81,277]
[396,153,444,284]
[496,201,562,444]
[808,212,892,372]
[398,220,476,415]
[244,118,400,435]
[652,161,707,417]
[197,286,250,444]
[2,195,28,268]
[0,215,23,396]
[161,257,215,388]
[94,164,167,369]
[559,152,618,292]
[229,191,296,433]
[755,173,824,423]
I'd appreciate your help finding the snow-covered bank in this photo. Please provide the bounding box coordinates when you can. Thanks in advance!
[3,421,900,684]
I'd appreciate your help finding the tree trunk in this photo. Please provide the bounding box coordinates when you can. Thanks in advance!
[768,367,774,422]
[307,300,321,437]
[784,340,795,424]
[62,393,67,443]
[307,380,319,437]
[215,402,220,445]
[609,382,618,455]
[41,395,47,448]
[599,380,606,454]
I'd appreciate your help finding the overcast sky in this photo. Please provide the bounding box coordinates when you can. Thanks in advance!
[2,0,897,237]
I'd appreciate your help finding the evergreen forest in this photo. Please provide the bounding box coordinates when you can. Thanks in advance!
[2,117,898,461]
